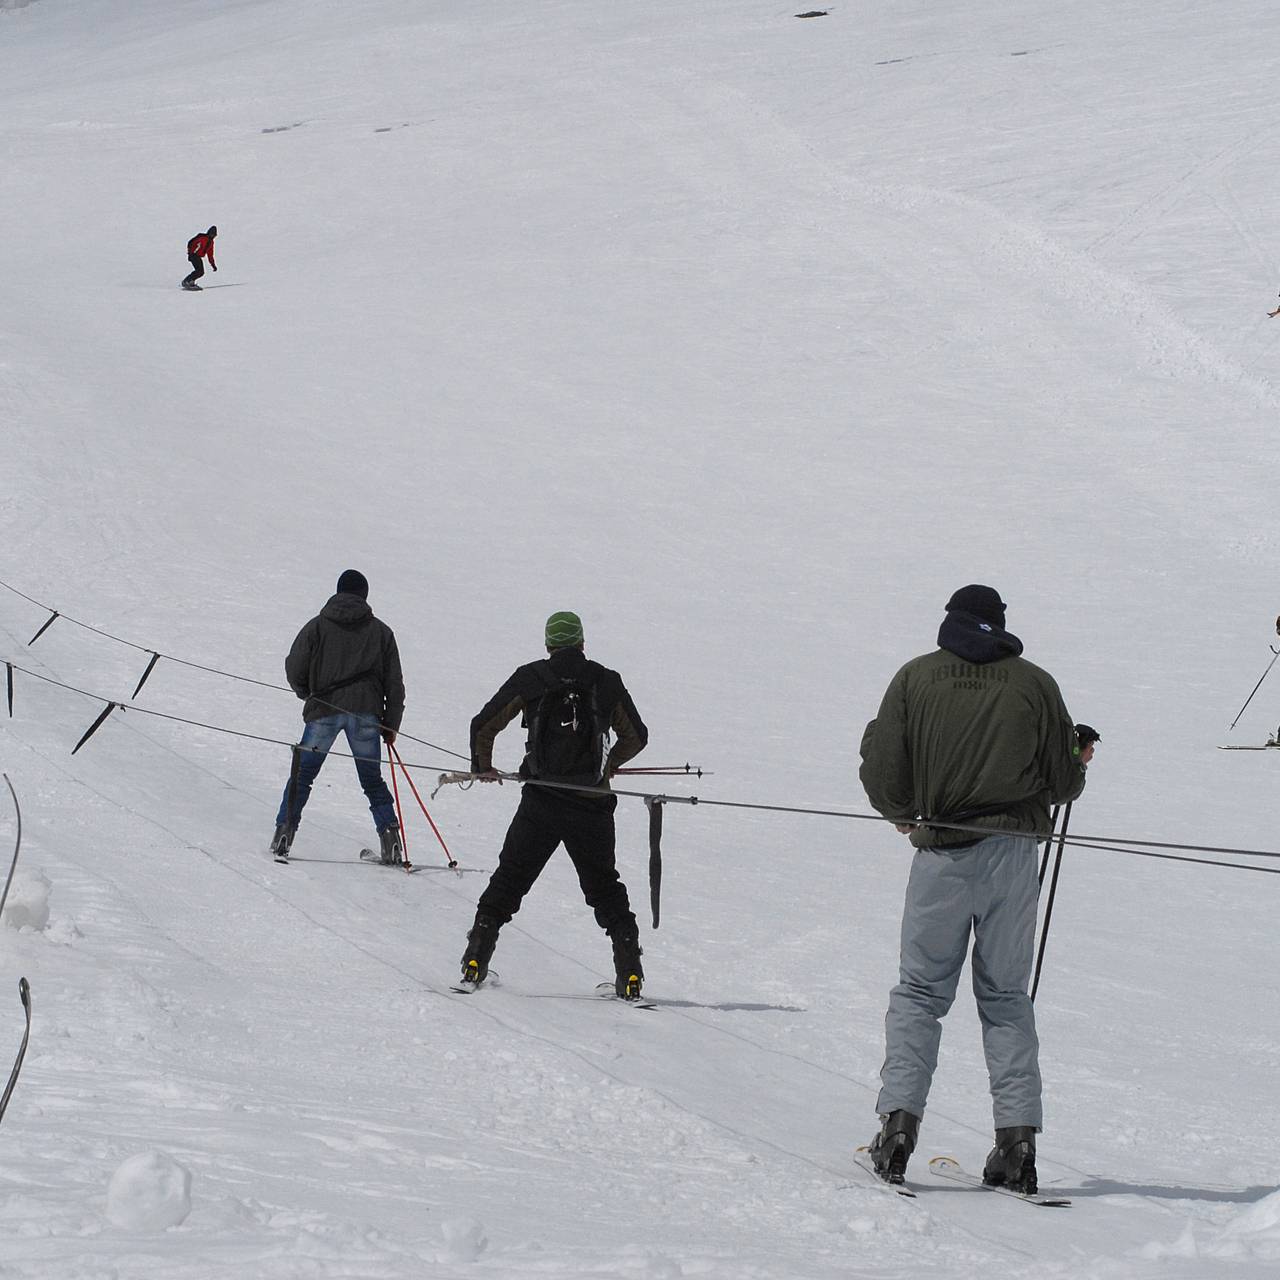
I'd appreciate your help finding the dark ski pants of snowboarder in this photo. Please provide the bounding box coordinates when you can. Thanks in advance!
[877,833,1043,1130]
[182,254,204,287]
[275,712,397,833]
[476,787,636,936]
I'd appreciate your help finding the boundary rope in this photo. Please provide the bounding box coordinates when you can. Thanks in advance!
[0,578,468,760]
[5,580,1280,879]
[3,660,462,774]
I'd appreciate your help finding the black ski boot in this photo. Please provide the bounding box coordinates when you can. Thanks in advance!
[269,823,296,859]
[378,824,403,866]
[610,925,644,1000]
[868,1110,919,1185]
[460,914,499,987]
[983,1126,1038,1195]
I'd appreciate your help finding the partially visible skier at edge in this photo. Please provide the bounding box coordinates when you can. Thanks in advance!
[858,584,1094,1195]
[182,225,217,290]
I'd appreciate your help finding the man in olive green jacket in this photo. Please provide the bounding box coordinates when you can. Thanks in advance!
[859,585,1092,1195]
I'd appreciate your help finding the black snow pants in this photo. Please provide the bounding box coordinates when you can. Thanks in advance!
[183,254,205,286]
[476,787,636,936]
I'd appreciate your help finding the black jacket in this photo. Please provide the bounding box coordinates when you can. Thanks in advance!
[285,593,405,730]
[470,646,647,786]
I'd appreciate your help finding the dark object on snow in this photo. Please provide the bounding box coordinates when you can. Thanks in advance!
[71,702,119,754]
[183,227,217,288]
[0,978,31,1128]
[0,775,20,921]
[795,9,829,16]
[645,796,663,929]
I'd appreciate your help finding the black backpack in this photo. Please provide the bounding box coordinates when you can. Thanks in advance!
[524,663,611,785]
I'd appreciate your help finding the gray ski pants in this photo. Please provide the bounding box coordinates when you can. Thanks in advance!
[876,833,1043,1130]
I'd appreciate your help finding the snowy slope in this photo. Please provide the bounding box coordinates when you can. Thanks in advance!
[3,0,1280,1275]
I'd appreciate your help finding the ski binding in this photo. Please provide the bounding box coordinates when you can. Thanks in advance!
[851,1145,916,1198]
[928,1156,1070,1207]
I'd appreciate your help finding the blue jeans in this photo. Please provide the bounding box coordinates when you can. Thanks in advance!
[275,713,397,833]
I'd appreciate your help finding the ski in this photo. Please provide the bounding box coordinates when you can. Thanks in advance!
[0,978,32,1127]
[359,847,422,873]
[1218,743,1280,750]
[851,1146,917,1198]
[451,970,501,996]
[927,1156,1070,1207]
[593,981,658,1011]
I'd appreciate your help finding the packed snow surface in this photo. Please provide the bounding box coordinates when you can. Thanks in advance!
[2,0,1280,1276]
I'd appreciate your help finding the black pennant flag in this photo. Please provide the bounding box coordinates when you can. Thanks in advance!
[131,652,161,700]
[71,703,119,755]
[645,796,664,930]
[27,611,59,646]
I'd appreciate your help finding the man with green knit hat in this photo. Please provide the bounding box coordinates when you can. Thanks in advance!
[461,610,649,998]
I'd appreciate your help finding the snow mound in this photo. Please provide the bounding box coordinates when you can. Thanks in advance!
[2,868,50,932]
[1207,1189,1280,1261]
[438,1217,487,1263]
[106,1151,193,1230]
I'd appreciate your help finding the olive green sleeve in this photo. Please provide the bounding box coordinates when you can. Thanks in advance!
[859,666,917,822]
[1038,675,1088,806]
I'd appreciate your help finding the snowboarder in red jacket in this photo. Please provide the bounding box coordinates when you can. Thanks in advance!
[182,226,218,291]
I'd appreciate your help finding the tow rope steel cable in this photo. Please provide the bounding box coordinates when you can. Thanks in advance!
[429,771,1280,873]
[8,653,1280,877]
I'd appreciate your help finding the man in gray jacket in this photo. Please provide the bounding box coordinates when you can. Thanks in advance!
[270,570,406,863]
[858,585,1092,1194]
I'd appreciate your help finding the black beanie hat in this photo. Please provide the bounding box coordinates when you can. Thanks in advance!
[945,584,1006,629]
[207,225,217,237]
[336,569,368,599]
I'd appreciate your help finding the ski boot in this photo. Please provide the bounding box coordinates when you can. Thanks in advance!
[378,824,403,866]
[460,913,499,987]
[610,925,644,1000]
[182,281,201,291]
[269,823,296,860]
[868,1110,919,1185]
[982,1126,1038,1196]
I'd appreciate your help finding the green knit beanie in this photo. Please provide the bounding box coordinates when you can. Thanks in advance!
[544,610,584,649]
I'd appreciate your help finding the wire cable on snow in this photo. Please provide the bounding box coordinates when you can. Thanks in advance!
[2,661,462,774]
[0,578,469,760]
[5,593,1280,877]
[431,768,1280,877]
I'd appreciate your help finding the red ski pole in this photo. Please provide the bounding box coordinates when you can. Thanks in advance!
[386,742,413,872]
[389,742,459,870]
